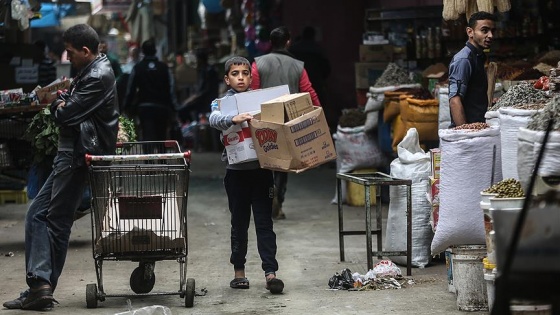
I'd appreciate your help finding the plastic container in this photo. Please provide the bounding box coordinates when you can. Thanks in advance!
[489,197,524,210]
[510,302,552,315]
[346,168,377,206]
[451,245,488,311]
[445,248,455,293]
[483,258,497,312]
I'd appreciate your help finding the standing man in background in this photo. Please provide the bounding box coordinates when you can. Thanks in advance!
[99,40,123,80]
[448,11,496,128]
[124,40,178,143]
[3,24,119,311]
[250,26,320,220]
[289,26,335,133]
[34,40,57,87]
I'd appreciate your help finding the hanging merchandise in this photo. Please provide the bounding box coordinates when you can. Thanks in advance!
[465,0,478,20]
[442,0,459,21]
[125,0,156,45]
[495,0,511,13]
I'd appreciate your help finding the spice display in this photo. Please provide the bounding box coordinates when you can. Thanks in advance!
[547,63,560,93]
[338,108,367,128]
[452,122,490,130]
[538,50,560,67]
[410,88,434,100]
[490,81,549,111]
[533,76,550,90]
[512,68,544,81]
[483,178,525,198]
[526,96,560,131]
[373,63,415,88]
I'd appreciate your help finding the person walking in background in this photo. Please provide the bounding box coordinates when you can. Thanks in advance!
[177,48,220,123]
[99,40,123,80]
[3,24,119,311]
[289,26,336,133]
[34,40,57,87]
[209,56,284,294]
[448,11,496,128]
[123,40,178,143]
[250,26,321,220]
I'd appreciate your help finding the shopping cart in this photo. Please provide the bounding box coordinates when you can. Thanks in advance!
[84,141,194,308]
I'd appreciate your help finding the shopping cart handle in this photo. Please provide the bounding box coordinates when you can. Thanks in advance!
[183,150,191,163]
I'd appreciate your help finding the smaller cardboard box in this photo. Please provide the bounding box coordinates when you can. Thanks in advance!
[250,107,336,173]
[35,79,71,105]
[428,176,440,205]
[430,148,441,179]
[359,44,393,62]
[260,92,314,123]
[218,85,289,116]
[222,121,257,164]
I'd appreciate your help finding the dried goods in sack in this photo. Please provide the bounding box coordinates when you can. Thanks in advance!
[431,127,502,255]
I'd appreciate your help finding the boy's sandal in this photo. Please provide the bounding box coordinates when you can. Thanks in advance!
[230,277,250,289]
[266,277,284,294]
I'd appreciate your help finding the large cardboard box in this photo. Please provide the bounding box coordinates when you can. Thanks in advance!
[260,92,314,123]
[222,121,257,164]
[359,44,393,62]
[217,85,289,164]
[218,85,289,116]
[35,79,71,105]
[249,107,336,173]
[355,62,388,89]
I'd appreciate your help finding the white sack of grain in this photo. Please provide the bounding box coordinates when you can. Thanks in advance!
[498,107,540,180]
[431,127,502,255]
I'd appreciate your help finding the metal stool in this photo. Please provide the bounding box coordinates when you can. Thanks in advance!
[336,172,412,276]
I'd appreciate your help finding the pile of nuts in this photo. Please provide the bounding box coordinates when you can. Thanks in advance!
[452,122,490,131]
[483,178,525,198]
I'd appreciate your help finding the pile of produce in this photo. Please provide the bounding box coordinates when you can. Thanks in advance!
[373,63,415,88]
[490,81,549,111]
[452,122,490,131]
[483,178,525,198]
[338,108,367,128]
[526,95,560,131]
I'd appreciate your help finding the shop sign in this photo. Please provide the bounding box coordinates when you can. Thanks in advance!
[15,66,39,84]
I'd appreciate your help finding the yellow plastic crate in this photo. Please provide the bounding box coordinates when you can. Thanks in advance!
[347,169,377,206]
[0,190,28,205]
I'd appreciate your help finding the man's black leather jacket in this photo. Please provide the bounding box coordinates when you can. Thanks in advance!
[51,54,119,159]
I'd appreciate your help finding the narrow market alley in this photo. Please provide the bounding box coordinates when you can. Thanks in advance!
[0,152,486,315]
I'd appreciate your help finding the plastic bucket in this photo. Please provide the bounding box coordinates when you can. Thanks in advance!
[510,303,552,315]
[451,245,488,311]
[445,248,455,293]
[484,271,495,311]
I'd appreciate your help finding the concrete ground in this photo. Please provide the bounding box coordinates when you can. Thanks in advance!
[0,152,489,315]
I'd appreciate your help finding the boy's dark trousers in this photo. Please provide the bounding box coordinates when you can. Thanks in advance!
[224,168,278,274]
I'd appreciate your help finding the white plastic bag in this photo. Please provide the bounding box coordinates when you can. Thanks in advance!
[385,128,433,268]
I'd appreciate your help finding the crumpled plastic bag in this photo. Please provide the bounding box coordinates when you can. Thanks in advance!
[328,268,354,290]
[372,260,402,277]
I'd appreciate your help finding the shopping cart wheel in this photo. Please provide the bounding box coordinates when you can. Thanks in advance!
[185,278,195,308]
[86,283,98,309]
[130,265,156,294]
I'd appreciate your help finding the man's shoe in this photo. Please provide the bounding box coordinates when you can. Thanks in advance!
[273,208,286,220]
[3,291,27,309]
[21,284,56,311]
